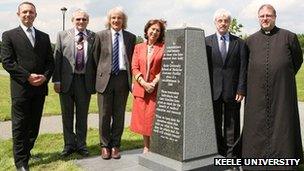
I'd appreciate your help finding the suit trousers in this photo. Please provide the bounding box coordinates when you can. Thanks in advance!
[12,95,45,168]
[213,97,240,157]
[59,74,91,150]
[98,71,129,148]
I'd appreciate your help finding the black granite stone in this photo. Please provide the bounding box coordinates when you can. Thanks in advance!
[140,27,221,170]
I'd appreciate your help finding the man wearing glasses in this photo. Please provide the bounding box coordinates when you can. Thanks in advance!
[52,9,96,157]
[242,4,303,170]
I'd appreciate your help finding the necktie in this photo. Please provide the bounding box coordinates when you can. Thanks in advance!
[26,28,35,47]
[75,32,85,71]
[112,32,120,75]
[220,36,227,62]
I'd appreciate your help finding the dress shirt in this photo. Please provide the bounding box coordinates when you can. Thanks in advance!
[20,23,36,44]
[111,28,127,70]
[216,32,229,52]
[75,28,88,64]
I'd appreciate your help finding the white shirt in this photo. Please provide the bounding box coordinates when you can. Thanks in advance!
[20,23,35,46]
[216,32,229,52]
[74,28,88,64]
[111,28,127,70]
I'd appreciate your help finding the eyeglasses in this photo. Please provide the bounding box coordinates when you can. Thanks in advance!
[75,18,87,21]
[258,14,275,19]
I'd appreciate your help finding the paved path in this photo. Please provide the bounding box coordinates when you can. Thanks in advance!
[0,113,131,140]
[0,98,303,171]
[0,69,9,76]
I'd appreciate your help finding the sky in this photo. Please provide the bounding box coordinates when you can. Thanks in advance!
[0,0,303,43]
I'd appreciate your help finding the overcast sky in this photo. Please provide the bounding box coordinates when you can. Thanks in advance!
[0,0,303,43]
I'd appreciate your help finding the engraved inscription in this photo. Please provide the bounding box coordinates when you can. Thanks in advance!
[162,45,184,86]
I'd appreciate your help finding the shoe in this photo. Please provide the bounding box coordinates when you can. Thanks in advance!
[16,166,29,171]
[60,148,74,157]
[29,153,42,162]
[143,147,149,154]
[77,148,89,157]
[101,147,111,160]
[111,147,121,159]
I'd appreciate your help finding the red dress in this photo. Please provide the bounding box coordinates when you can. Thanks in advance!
[130,42,164,136]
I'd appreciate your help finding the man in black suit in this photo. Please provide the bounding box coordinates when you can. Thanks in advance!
[1,2,54,170]
[94,7,136,159]
[205,9,247,158]
[52,9,96,157]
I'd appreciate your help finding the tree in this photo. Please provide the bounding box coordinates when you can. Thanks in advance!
[297,34,304,51]
[229,18,243,37]
[136,36,144,44]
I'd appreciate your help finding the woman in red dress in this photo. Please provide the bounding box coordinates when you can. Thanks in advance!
[130,19,166,153]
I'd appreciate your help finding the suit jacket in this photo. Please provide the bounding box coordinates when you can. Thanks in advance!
[52,28,96,94]
[94,29,136,93]
[205,33,247,101]
[1,26,54,98]
[132,42,164,98]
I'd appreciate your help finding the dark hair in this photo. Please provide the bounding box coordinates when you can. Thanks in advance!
[258,4,276,16]
[144,19,166,43]
[18,1,36,13]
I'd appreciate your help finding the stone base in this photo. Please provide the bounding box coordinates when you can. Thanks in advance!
[139,152,227,171]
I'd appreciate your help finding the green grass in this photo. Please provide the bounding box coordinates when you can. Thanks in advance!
[0,64,303,121]
[0,75,10,120]
[0,127,143,171]
[0,73,133,121]
[297,66,304,101]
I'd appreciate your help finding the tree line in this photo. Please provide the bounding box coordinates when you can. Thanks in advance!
[0,29,304,63]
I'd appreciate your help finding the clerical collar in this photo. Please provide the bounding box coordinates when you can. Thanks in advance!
[261,26,278,35]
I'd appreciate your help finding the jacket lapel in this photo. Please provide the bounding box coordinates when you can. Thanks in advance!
[67,29,75,64]
[16,26,34,49]
[148,43,161,67]
[212,34,224,66]
[225,34,237,65]
[107,30,112,61]
[86,30,94,54]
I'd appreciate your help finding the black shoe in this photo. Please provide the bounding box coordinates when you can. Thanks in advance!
[16,166,29,171]
[77,148,89,157]
[29,153,42,162]
[60,149,74,157]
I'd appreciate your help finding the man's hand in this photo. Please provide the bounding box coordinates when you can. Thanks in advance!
[235,94,244,102]
[28,74,46,86]
[53,83,61,93]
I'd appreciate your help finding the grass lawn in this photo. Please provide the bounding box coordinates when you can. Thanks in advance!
[0,73,133,121]
[0,127,143,171]
[297,66,304,101]
[0,64,303,120]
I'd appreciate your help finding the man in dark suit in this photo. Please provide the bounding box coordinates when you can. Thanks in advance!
[205,9,247,158]
[1,2,54,170]
[94,6,136,159]
[52,9,96,157]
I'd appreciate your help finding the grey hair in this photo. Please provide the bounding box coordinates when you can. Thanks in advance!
[213,8,231,22]
[105,6,127,29]
[258,4,276,16]
[71,9,89,22]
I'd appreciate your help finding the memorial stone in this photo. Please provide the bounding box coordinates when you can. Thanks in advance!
[139,27,223,170]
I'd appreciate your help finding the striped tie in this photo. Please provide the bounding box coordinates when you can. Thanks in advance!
[220,35,227,62]
[26,28,35,47]
[112,32,120,75]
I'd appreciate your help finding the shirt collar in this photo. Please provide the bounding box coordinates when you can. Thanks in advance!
[111,28,123,37]
[216,32,229,41]
[74,28,87,37]
[20,23,35,33]
[260,26,278,36]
